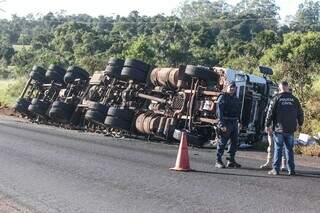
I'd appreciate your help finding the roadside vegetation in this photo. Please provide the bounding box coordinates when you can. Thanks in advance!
[0,78,25,106]
[294,144,320,157]
[0,0,319,138]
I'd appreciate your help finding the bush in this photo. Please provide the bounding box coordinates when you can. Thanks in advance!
[0,65,10,78]
[303,78,320,135]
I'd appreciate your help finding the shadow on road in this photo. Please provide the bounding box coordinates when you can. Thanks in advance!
[192,168,287,179]
[296,170,320,179]
[243,167,320,179]
[193,168,320,180]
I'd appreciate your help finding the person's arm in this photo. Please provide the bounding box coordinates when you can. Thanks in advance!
[237,97,242,123]
[216,95,225,126]
[295,97,304,127]
[265,96,278,129]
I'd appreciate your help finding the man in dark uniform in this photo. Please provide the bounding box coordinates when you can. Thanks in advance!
[215,81,242,168]
[265,81,304,175]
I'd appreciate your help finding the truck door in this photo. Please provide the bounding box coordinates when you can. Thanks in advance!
[235,73,247,126]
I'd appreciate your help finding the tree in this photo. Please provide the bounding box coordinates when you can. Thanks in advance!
[175,0,233,21]
[291,0,320,31]
[50,21,93,54]
[123,36,156,64]
[75,53,106,74]
[224,55,259,74]
[0,36,14,65]
[260,32,320,102]
[233,0,280,31]
[11,48,36,76]
[17,33,31,45]
[31,30,53,50]
[251,30,278,57]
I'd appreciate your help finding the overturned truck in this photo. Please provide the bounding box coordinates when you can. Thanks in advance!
[132,65,276,146]
[15,59,276,147]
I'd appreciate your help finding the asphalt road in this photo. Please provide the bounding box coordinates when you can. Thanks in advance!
[0,116,319,213]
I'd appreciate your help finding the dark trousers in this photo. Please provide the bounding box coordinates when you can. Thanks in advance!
[216,122,238,162]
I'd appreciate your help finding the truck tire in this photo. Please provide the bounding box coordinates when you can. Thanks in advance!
[72,66,90,79]
[104,116,131,131]
[51,101,73,109]
[30,70,47,83]
[123,59,150,73]
[49,101,74,123]
[88,102,109,114]
[14,98,31,114]
[28,98,50,116]
[69,108,82,126]
[104,107,135,131]
[64,66,90,84]
[188,134,207,147]
[29,66,47,83]
[85,102,109,125]
[172,129,207,147]
[85,109,105,125]
[185,65,219,82]
[45,70,64,83]
[106,107,134,122]
[105,65,123,78]
[48,64,66,76]
[121,67,147,83]
[107,58,125,67]
[32,65,46,74]
[46,64,66,83]
[49,107,73,123]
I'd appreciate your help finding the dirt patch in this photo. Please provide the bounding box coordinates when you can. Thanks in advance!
[0,104,17,117]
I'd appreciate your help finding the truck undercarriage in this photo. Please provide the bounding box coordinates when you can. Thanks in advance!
[15,58,276,146]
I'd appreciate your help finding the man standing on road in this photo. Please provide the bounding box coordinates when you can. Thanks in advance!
[260,91,287,171]
[215,81,242,169]
[260,131,287,170]
[265,81,304,175]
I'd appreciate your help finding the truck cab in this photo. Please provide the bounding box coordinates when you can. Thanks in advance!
[220,66,277,144]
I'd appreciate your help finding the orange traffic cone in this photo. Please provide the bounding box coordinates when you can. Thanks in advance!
[170,131,192,171]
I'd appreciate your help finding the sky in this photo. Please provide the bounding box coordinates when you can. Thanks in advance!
[0,0,304,20]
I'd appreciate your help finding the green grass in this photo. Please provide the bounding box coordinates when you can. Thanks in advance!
[0,78,26,107]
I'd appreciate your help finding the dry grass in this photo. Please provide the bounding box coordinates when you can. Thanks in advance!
[0,79,18,106]
[294,144,320,157]
[0,78,26,107]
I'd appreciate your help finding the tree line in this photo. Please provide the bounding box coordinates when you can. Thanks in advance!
[0,0,319,133]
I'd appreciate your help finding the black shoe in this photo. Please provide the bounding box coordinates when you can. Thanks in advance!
[226,160,241,168]
[281,167,287,172]
[288,170,296,176]
[268,169,279,175]
[215,161,226,169]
